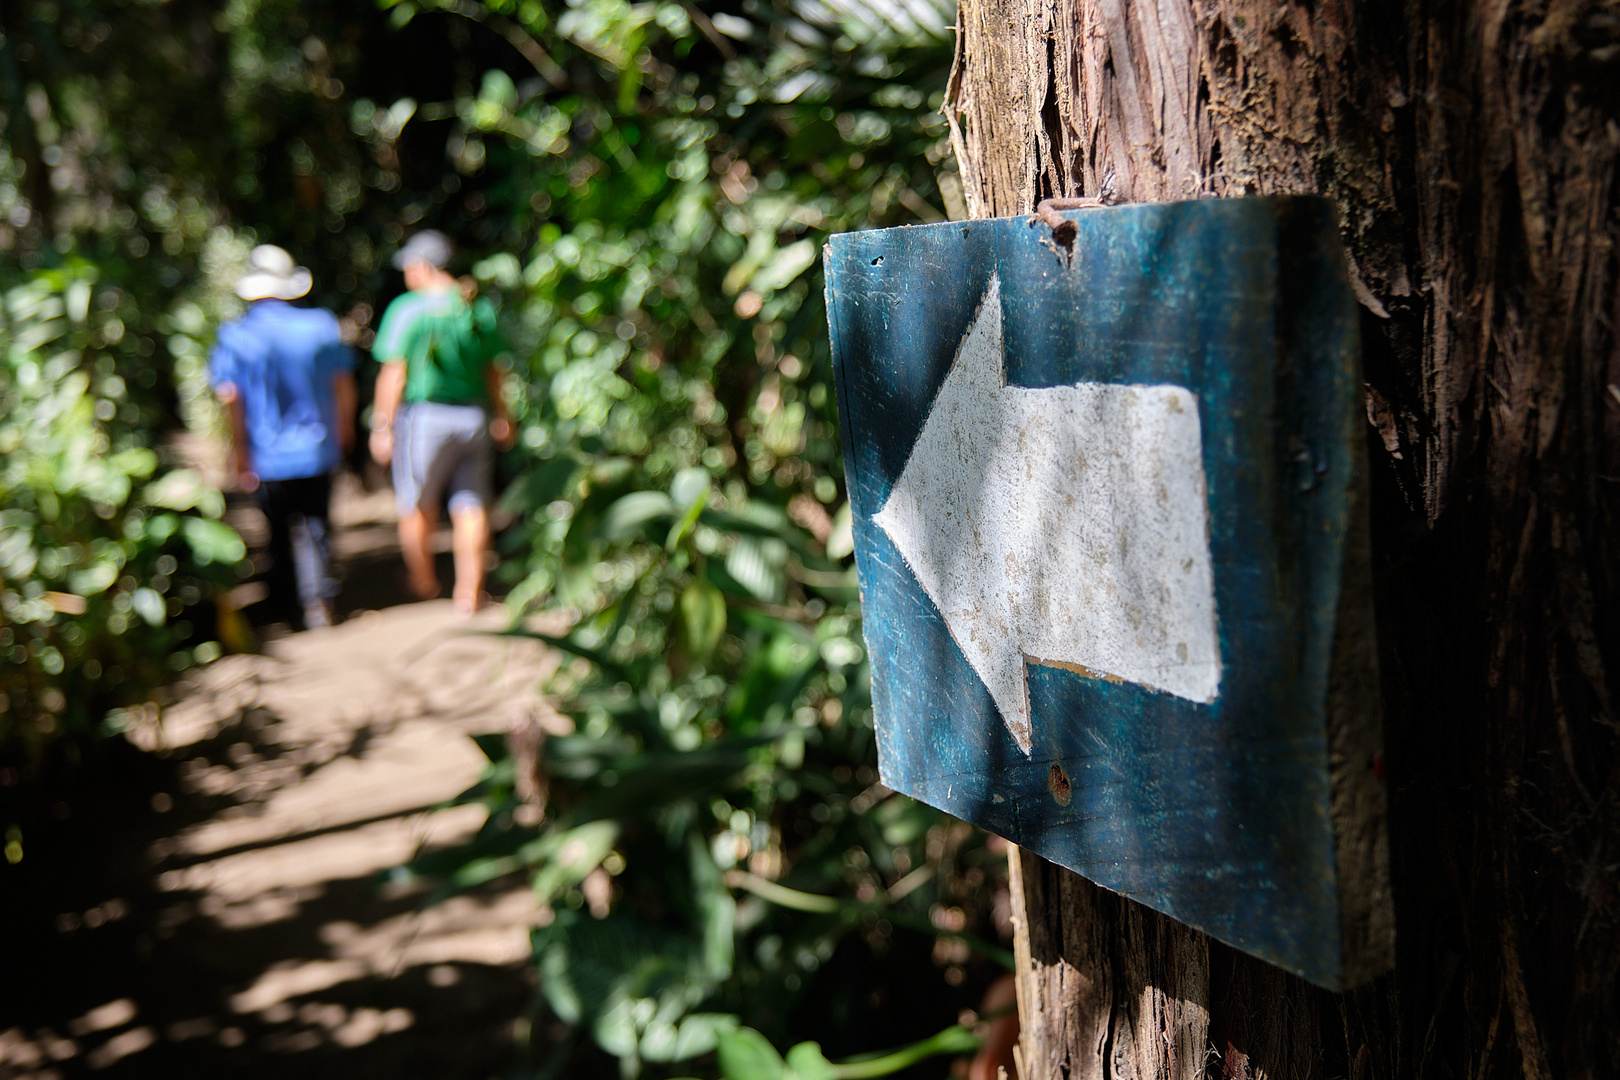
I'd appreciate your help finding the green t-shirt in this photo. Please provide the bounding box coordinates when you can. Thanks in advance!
[374,288,507,405]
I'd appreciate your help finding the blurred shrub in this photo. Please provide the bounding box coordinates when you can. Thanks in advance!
[382,0,1014,1075]
[0,0,1009,1065]
[408,465,1010,1073]
[0,265,244,758]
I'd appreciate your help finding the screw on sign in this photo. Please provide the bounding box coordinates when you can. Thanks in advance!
[825,196,1393,990]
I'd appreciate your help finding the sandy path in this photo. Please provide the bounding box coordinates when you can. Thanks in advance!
[1,498,565,1079]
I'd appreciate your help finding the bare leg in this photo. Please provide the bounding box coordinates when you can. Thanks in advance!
[449,504,490,612]
[399,506,442,599]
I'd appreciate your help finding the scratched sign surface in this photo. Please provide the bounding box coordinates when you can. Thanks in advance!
[826,196,1389,989]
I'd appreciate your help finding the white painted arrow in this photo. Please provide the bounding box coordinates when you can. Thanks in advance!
[873,274,1221,753]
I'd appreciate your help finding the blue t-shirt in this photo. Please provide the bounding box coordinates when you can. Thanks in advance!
[209,300,355,482]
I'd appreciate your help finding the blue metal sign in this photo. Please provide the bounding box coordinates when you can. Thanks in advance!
[826,196,1390,989]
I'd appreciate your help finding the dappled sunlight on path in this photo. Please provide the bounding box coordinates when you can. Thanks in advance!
[1,599,565,1079]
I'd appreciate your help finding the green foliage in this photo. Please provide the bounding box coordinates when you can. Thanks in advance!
[0,265,243,754]
[709,1021,981,1080]
[1,0,1007,1068]
[0,0,392,315]
[0,0,394,759]
[718,1027,838,1080]
[379,1,1011,1076]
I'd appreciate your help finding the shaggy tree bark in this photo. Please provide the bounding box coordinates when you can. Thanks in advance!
[944,0,1620,1074]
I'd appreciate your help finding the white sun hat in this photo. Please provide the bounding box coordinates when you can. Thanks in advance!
[235,245,313,301]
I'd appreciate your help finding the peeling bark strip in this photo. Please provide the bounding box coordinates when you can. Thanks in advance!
[950,0,1620,1072]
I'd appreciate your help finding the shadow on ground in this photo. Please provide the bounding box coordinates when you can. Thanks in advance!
[0,739,535,1079]
[0,475,562,1079]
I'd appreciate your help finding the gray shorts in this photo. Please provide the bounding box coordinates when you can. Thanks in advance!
[393,402,493,517]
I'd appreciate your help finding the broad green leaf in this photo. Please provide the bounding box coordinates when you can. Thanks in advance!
[680,578,727,661]
[132,588,165,627]
[473,252,524,290]
[378,96,416,136]
[718,1027,785,1080]
[68,562,119,597]
[107,447,159,481]
[499,454,578,514]
[145,514,179,544]
[181,516,246,565]
[144,468,226,517]
[535,910,720,1057]
[0,514,38,578]
[752,239,818,293]
[826,503,854,560]
[65,279,92,323]
[670,466,709,511]
[593,994,641,1057]
[669,1012,737,1061]
[479,68,518,110]
[785,1042,837,1080]
[599,490,675,541]
[690,833,735,980]
[723,535,786,603]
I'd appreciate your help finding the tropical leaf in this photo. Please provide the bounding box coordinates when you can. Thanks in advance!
[681,578,729,661]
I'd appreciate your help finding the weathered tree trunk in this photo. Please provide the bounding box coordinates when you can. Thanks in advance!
[945,0,1620,1074]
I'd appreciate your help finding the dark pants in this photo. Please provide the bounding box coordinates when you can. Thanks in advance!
[252,474,335,618]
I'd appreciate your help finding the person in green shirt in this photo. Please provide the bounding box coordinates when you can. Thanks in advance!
[369,230,514,613]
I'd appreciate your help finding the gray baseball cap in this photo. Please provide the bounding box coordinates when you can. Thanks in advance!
[392,229,453,270]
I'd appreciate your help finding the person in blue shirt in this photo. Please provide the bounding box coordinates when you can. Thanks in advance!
[210,245,356,629]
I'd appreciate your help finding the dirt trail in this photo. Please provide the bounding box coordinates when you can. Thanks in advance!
[1,483,561,1079]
